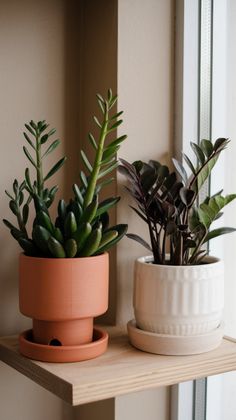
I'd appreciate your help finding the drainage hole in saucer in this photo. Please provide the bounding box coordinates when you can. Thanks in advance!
[49,338,62,346]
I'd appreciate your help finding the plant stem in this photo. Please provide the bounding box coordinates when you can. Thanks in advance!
[36,130,43,198]
[83,108,109,209]
[162,226,167,264]
[188,231,207,264]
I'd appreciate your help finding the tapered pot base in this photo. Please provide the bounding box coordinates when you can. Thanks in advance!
[127,320,223,356]
[19,327,108,363]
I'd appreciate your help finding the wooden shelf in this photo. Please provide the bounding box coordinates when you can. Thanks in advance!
[0,327,236,406]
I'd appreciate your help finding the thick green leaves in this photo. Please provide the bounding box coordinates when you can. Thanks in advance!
[53,227,64,243]
[23,146,37,168]
[3,219,17,231]
[172,158,188,184]
[198,194,236,229]
[35,210,53,234]
[190,142,205,165]
[64,211,77,238]
[126,233,152,251]
[88,133,97,150]
[80,171,88,188]
[80,196,98,223]
[79,227,102,257]
[48,237,66,258]
[98,161,119,180]
[204,227,236,243]
[18,238,36,256]
[96,197,120,217]
[81,150,93,172]
[214,137,229,151]
[4,98,127,258]
[44,157,66,181]
[58,199,66,221]
[65,239,77,257]
[9,200,18,215]
[182,153,196,175]
[200,139,213,157]
[73,183,84,206]
[96,224,128,253]
[96,230,118,253]
[23,132,35,150]
[191,153,219,192]
[73,222,92,252]
[32,225,51,254]
[42,139,60,158]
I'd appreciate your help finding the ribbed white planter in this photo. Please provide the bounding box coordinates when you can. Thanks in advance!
[134,255,224,336]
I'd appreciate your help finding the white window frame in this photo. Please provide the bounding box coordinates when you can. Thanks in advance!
[172,1,227,419]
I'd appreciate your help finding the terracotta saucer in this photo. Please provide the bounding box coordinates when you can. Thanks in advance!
[19,327,108,363]
[127,319,223,356]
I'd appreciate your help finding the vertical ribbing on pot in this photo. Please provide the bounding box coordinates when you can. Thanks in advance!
[133,255,224,336]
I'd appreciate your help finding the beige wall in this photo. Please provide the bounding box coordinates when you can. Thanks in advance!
[116,0,174,419]
[0,0,70,419]
[0,1,174,419]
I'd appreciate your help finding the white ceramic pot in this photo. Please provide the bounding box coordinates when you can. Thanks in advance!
[134,255,224,336]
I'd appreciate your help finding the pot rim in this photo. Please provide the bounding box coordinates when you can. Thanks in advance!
[136,254,221,268]
[19,252,108,263]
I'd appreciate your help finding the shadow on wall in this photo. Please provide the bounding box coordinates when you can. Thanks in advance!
[64,0,118,326]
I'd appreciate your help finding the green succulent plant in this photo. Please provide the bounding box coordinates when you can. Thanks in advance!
[3,90,128,257]
[119,138,236,265]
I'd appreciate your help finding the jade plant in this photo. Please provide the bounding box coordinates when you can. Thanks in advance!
[3,90,128,257]
[119,138,236,265]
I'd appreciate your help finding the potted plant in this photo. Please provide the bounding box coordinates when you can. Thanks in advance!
[119,138,236,355]
[3,90,128,362]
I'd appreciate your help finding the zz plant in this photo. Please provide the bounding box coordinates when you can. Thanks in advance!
[119,138,236,265]
[4,90,128,258]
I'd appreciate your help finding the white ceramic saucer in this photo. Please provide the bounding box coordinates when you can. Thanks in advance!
[127,319,223,356]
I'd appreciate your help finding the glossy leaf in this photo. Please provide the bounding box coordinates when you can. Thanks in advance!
[48,237,66,258]
[80,171,88,188]
[81,150,93,172]
[79,227,102,257]
[190,142,205,165]
[204,227,236,243]
[65,238,77,258]
[3,219,17,231]
[200,139,213,157]
[43,139,60,158]
[93,116,102,128]
[191,153,219,192]
[44,157,66,181]
[88,132,98,150]
[96,197,120,217]
[22,204,29,225]
[98,161,118,179]
[96,224,128,253]
[23,132,35,150]
[72,183,84,206]
[64,211,77,238]
[214,137,229,151]
[126,233,152,251]
[172,158,188,184]
[182,153,196,175]
[23,146,37,168]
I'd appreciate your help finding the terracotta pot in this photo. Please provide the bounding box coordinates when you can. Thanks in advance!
[134,255,224,336]
[19,253,109,347]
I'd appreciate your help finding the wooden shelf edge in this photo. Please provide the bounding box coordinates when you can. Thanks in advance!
[0,328,236,406]
[0,336,73,404]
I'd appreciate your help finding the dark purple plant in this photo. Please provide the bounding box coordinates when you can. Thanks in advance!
[119,138,236,265]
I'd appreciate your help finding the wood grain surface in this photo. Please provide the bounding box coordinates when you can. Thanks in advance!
[0,327,236,406]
